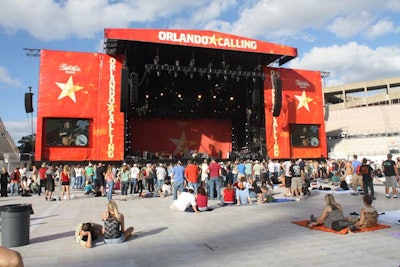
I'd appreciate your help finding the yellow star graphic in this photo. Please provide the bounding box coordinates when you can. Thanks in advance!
[294,90,313,111]
[169,131,196,155]
[209,34,218,46]
[55,76,84,103]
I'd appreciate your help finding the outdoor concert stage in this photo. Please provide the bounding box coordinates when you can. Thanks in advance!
[34,29,327,162]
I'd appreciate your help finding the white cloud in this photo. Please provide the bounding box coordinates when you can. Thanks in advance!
[327,12,374,38]
[0,66,23,88]
[3,118,36,145]
[0,0,206,41]
[289,42,400,86]
[365,19,399,39]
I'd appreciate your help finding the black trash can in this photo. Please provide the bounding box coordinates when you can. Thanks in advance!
[0,204,32,247]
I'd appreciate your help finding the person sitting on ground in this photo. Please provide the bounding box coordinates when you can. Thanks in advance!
[330,172,340,186]
[348,194,378,228]
[84,181,95,195]
[158,179,172,197]
[196,185,212,211]
[221,182,236,205]
[257,185,274,204]
[170,187,200,213]
[0,246,24,267]
[102,200,134,244]
[236,178,252,205]
[75,222,103,248]
[308,194,344,229]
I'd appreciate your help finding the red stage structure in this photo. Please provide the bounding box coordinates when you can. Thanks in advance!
[35,29,327,162]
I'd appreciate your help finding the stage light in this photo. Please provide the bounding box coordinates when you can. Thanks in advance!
[153,56,159,65]
[145,94,149,98]
[213,95,217,99]
[198,95,202,99]
[230,96,234,101]
[160,92,164,96]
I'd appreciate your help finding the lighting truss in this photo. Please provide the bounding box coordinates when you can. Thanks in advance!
[144,64,265,81]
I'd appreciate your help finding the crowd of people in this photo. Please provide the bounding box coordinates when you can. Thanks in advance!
[1,153,400,204]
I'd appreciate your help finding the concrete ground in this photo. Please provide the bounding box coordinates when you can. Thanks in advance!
[0,182,399,267]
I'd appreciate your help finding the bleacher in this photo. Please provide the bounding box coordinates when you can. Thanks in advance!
[326,105,400,159]
[0,118,21,171]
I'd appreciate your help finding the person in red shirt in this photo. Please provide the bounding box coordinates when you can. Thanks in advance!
[208,159,222,200]
[38,162,47,196]
[60,165,71,200]
[196,185,211,211]
[184,160,199,193]
[221,183,235,205]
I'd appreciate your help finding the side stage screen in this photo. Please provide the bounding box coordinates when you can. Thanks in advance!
[130,118,232,159]
[290,124,320,147]
[44,118,90,147]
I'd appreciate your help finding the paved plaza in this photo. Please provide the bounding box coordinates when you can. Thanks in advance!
[0,183,399,267]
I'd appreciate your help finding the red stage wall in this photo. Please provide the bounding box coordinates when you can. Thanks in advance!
[130,118,232,159]
[264,67,327,159]
[35,50,125,161]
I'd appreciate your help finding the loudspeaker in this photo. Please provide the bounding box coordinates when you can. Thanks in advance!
[130,72,139,105]
[120,67,130,112]
[272,75,282,117]
[252,87,261,107]
[24,92,34,113]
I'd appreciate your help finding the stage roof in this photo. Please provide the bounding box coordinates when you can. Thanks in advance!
[104,28,298,69]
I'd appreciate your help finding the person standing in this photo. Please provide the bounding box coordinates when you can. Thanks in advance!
[96,163,105,196]
[156,163,166,192]
[38,162,47,196]
[382,153,398,198]
[208,159,222,200]
[119,164,130,201]
[281,160,292,197]
[129,164,139,194]
[289,159,304,201]
[200,159,209,188]
[184,159,199,193]
[75,164,84,189]
[10,168,21,195]
[60,165,71,200]
[0,166,9,197]
[171,161,185,200]
[359,158,375,199]
[351,155,363,194]
[105,165,115,201]
[44,165,56,200]
[145,163,155,193]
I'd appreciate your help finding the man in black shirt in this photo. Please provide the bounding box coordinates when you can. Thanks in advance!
[359,158,375,199]
[382,154,399,198]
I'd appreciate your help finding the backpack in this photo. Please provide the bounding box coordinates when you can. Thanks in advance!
[356,165,361,175]
[340,180,349,190]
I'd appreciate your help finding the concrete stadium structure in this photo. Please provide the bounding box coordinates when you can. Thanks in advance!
[324,76,400,161]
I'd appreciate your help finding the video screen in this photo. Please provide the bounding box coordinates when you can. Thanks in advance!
[291,124,320,147]
[45,118,90,146]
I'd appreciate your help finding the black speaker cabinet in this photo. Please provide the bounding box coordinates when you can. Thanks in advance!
[24,92,34,113]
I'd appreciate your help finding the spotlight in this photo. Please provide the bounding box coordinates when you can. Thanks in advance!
[153,56,159,65]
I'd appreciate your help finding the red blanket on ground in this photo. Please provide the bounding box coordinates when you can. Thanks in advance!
[292,220,391,235]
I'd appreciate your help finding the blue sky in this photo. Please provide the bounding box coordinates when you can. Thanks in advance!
[1,0,400,144]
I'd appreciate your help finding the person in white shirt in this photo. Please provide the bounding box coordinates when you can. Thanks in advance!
[170,188,200,213]
[156,163,167,192]
[129,164,140,194]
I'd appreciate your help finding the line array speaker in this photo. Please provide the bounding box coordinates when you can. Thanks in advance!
[120,67,130,112]
[130,73,139,105]
[272,75,282,117]
[24,92,34,113]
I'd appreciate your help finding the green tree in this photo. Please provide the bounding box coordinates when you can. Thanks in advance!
[17,134,35,154]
